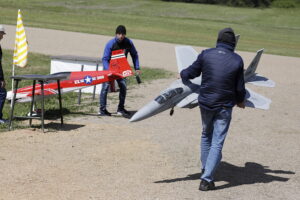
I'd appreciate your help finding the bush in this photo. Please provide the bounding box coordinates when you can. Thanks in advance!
[162,0,273,7]
[272,0,296,8]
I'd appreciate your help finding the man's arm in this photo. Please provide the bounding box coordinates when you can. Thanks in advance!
[180,52,203,85]
[0,63,4,83]
[102,41,113,70]
[0,66,4,88]
[0,46,5,88]
[235,60,246,108]
[129,40,140,71]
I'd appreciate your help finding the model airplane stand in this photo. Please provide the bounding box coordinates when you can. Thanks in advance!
[8,74,68,132]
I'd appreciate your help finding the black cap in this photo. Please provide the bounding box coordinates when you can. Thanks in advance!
[217,27,236,47]
[116,25,126,35]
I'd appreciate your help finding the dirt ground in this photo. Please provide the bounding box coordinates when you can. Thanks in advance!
[0,26,300,200]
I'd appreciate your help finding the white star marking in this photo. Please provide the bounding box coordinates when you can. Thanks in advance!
[84,76,92,84]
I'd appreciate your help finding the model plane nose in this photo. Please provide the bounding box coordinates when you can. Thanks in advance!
[129,101,160,122]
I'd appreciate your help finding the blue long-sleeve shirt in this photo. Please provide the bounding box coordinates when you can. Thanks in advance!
[180,43,246,110]
[102,37,140,70]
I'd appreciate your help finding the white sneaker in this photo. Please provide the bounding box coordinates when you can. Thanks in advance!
[27,109,41,117]
[0,119,8,124]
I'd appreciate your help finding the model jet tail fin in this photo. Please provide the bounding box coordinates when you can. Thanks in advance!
[235,34,240,48]
[244,48,275,87]
[109,50,133,78]
[244,49,264,82]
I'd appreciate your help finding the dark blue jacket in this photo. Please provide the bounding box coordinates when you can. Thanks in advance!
[102,37,139,70]
[180,43,246,110]
[0,45,4,81]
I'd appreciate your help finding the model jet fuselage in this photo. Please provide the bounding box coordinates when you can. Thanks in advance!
[130,46,275,122]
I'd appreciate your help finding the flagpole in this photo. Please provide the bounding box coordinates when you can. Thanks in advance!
[10,64,15,108]
[11,9,28,107]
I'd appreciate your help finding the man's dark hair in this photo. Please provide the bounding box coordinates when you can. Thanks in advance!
[116,25,126,35]
[217,27,236,47]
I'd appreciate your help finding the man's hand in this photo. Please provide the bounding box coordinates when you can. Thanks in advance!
[188,83,199,93]
[237,101,245,109]
[0,80,5,88]
[135,70,141,75]
[135,70,142,84]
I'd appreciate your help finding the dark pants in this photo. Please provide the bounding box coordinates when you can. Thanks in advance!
[100,79,127,111]
[0,87,7,119]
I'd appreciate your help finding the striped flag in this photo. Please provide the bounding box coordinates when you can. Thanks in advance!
[13,9,28,68]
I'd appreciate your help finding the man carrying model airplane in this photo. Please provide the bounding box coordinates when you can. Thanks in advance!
[99,25,141,117]
[180,27,246,191]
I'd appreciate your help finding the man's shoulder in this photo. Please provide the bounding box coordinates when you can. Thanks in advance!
[202,47,220,55]
[106,38,116,46]
[232,52,243,61]
[124,37,134,45]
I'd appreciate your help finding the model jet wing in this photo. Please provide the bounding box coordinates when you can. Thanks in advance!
[176,87,272,110]
[245,87,271,110]
[176,92,199,109]
[246,74,275,87]
[175,46,198,72]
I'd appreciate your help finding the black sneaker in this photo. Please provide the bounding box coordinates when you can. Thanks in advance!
[199,179,215,191]
[117,108,130,116]
[98,109,112,116]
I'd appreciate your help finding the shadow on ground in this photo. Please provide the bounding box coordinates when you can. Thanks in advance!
[28,122,85,132]
[154,161,295,190]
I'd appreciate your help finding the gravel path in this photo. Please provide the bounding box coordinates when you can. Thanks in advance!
[0,25,299,200]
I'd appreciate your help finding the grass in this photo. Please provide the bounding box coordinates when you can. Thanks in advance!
[0,49,174,132]
[0,0,299,57]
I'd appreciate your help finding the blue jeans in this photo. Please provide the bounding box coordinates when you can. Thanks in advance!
[0,87,7,119]
[100,78,127,111]
[200,107,232,182]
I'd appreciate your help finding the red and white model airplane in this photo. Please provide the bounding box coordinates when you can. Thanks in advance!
[6,50,133,102]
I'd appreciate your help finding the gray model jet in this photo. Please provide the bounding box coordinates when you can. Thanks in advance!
[130,45,275,122]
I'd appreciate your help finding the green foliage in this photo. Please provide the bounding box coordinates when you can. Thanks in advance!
[162,0,273,7]
[272,0,297,8]
[163,0,300,7]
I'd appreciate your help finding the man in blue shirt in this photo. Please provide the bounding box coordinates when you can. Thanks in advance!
[99,25,141,117]
[180,27,246,191]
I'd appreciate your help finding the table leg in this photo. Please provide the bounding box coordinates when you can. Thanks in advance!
[8,79,19,131]
[40,81,45,132]
[57,80,63,126]
[29,80,36,126]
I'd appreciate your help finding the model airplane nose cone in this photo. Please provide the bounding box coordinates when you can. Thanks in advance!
[129,101,160,122]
